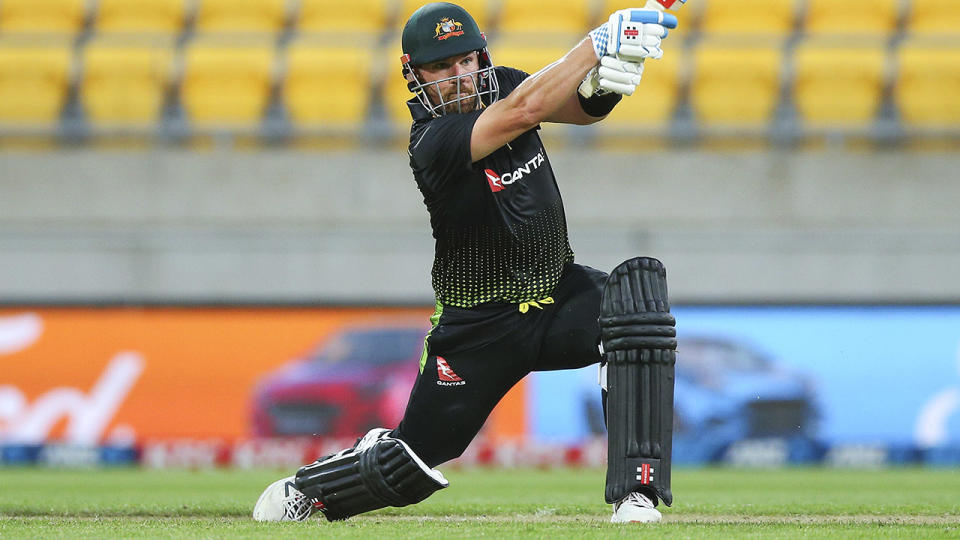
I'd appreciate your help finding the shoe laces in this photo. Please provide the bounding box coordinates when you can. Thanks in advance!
[616,491,655,511]
[284,489,313,521]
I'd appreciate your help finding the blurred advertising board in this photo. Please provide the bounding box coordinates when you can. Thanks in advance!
[0,307,528,447]
[3,305,960,468]
[531,305,960,464]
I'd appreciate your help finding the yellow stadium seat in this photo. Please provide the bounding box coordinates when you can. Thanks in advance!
[383,41,419,127]
[598,47,684,129]
[283,41,373,128]
[81,37,174,127]
[803,0,899,37]
[793,40,887,128]
[194,0,287,34]
[0,0,87,34]
[181,38,276,128]
[499,0,591,35]
[384,72,417,128]
[895,40,960,127]
[94,0,186,34]
[907,0,960,35]
[690,39,782,127]
[700,0,796,36]
[0,39,73,125]
[297,0,389,34]
[489,37,576,74]
[399,0,490,30]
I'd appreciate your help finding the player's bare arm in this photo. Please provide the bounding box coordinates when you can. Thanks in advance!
[470,8,678,162]
[470,39,600,161]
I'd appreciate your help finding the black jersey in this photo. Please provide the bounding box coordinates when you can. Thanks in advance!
[407,66,575,309]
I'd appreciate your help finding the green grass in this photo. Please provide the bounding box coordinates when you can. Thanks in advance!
[1,467,959,538]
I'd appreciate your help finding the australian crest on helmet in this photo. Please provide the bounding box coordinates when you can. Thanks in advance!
[435,17,464,40]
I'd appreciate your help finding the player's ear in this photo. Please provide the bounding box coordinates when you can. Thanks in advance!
[402,64,420,94]
[404,65,421,84]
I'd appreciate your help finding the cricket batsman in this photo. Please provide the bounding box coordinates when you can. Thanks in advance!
[254,2,679,524]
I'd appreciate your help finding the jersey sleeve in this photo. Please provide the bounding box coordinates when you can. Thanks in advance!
[408,109,483,193]
[494,66,531,94]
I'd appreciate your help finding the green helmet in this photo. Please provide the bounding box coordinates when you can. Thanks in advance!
[400,3,499,117]
[401,2,487,66]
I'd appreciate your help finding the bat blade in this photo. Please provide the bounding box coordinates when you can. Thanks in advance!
[651,0,684,9]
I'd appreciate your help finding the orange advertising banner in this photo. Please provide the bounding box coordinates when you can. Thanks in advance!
[0,308,527,445]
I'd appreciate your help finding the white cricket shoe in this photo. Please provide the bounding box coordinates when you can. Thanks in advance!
[610,492,662,523]
[252,476,314,522]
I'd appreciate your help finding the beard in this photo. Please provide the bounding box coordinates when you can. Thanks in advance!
[422,78,479,115]
[442,92,479,114]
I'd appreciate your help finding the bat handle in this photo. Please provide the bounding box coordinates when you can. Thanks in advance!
[578,69,600,98]
[578,0,666,98]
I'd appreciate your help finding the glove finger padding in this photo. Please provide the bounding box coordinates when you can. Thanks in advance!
[598,56,644,96]
[617,41,664,61]
[598,65,640,83]
[642,22,671,38]
[599,60,642,84]
[599,78,639,96]
[622,8,679,28]
[602,55,643,73]
[598,67,640,85]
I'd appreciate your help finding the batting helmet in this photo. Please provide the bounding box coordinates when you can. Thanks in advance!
[400,2,499,117]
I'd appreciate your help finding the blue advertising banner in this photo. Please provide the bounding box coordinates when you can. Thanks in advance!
[530,305,960,464]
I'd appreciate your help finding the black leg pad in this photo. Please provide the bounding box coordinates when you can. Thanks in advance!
[295,438,448,521]
[601,257,676,506]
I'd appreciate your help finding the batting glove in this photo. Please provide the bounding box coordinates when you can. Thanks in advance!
[588,8,678,62]
[595,56,645,96]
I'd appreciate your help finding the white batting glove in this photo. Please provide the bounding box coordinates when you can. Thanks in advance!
[588,8,678,62]
[583,8,678,97]
[596,56,644,96]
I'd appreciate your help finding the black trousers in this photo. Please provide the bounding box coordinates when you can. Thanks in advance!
[393,263,608,467]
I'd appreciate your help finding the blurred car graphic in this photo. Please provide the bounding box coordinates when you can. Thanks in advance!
[583,335,820,464]
[251,324,427,438]
[672,335,820,463]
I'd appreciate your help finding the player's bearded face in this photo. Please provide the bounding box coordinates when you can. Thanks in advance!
[416,52,481,114]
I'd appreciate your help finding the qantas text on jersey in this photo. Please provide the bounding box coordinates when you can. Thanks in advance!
[484,150,546,193]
